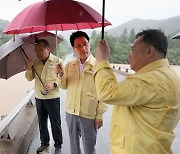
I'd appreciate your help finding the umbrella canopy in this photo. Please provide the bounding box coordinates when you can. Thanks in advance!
[3,0,111,34]
[171,33,180,39]
[0,31,63,79]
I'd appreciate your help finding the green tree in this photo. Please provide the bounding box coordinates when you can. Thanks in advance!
[0,30,12,46]
[121,28,128,44]
[52,38,72,60]
[128,28,136,43]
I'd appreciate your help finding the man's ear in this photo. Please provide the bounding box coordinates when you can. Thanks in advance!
[72,47,77,53]
[47,47,51,52]
[146,46,155,57]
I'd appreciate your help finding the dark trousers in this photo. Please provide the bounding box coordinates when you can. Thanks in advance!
[35,97,63,148]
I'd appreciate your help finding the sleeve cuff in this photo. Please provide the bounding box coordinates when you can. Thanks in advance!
[26,69,33,75]
[95,114,103,119]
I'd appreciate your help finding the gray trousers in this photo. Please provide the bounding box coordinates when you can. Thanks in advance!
[66,112,97,154]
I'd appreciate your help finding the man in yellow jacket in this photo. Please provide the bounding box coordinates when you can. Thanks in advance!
[94,29,180,154]
[25,39,63,153]
[56,31,107,154]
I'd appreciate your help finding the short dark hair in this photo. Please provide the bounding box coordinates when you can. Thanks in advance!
[136,29,168,57]
[35,39,49,48]
[70,31,89,47]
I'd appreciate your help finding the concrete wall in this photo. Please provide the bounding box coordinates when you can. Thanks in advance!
[0,104,37,154]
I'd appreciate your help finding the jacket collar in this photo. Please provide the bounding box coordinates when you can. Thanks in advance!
[136,59,169,74]
[48,53,54,62]
[72,54,96,66]
[36,52,54,63]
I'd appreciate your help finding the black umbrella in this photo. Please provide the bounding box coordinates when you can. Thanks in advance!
[171,33,180,39]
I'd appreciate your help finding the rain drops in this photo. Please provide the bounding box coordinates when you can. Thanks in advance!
[79,11,83,17]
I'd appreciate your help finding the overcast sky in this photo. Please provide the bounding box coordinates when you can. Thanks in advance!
[0,0,180,28]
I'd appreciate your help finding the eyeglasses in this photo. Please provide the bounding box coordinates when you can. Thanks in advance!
[74,42,89,50]
[34,48,46,53]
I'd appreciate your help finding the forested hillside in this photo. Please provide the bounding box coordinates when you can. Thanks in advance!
[107,16,180,36]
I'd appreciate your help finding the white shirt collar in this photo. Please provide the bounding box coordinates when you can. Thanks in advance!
[79,56,90,73]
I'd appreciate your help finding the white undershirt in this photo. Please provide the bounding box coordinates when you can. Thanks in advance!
[79,56,90,73]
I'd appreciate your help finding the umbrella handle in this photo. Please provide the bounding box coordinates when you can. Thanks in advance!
[101,0,105,40]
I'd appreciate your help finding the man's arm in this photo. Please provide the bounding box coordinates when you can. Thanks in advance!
[25,59,35,81]
[95,101,108,129]
[94,40,159,106]
[56,62,68,89]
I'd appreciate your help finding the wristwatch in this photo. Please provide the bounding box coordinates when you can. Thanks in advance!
[54,82,57,88]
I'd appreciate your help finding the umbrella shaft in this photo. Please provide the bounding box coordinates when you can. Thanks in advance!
[20,46,44,86]
[101,0,105,40]
[20,46,28,59]
[32,66,44,86]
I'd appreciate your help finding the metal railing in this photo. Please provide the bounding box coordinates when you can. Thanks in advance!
[112,65,129,72]
[111,65,134,75]
[0,89,35,140]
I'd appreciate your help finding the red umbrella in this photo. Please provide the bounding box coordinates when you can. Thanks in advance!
[3,0,111,34]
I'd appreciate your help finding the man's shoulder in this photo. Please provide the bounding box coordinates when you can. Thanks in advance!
[50,53,58,59]
[50,53,62,63]
[67,59,77,65]
[89,54,97,65]
[33,59,40,65]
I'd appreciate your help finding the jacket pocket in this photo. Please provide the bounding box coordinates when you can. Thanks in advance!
[86,93,98,116]
[68,70,77,82]
[46,65,57,81]
[156,131,175,153]
[110,124,125,149]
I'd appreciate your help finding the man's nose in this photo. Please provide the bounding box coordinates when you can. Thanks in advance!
[82,45,87,49]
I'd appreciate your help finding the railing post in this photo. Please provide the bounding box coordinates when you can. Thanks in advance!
[26,99,34,106]
[26,90,35,107]
[0,129,11,140]
[1,115,7,121]
[0,115,12,140]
